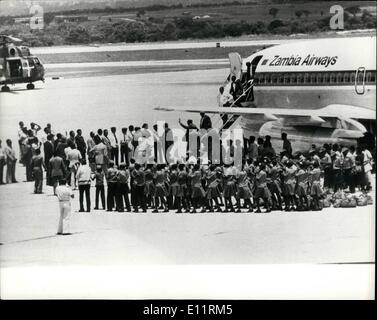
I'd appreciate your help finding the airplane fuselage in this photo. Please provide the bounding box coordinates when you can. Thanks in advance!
[232,36,376,152]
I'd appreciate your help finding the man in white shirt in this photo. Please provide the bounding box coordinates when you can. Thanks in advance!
[4,139,17,183]
[76,159,92,212]
[67,144,82,189]
[120,127,131,165]
[362,145,373,190]
[91,136,108,175]
[87,131,96,171]
[56,179,74,235]
[109,126,119,166]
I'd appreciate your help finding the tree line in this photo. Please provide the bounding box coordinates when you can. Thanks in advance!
[0,4,375,47]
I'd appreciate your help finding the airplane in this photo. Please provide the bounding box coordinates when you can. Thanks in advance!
[0,35,45,92]
[155,36,376,153]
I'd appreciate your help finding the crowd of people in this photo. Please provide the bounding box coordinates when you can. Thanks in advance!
[0,119,374,219]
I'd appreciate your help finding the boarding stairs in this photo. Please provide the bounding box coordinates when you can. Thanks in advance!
[212,80,255,131]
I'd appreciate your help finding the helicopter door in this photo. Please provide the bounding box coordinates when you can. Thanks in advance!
[8,59,23,78]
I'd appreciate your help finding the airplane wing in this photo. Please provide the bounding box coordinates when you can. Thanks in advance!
[154,104,375,120]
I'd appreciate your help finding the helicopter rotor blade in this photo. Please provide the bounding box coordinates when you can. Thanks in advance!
[0,35,23,44]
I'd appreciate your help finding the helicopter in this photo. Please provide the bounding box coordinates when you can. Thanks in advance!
[0,35,45,92]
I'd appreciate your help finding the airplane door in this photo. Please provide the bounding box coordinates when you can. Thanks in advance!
[355,67,366,94]
[228,52,242,80]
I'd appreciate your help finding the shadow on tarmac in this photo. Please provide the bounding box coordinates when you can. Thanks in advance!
[0,231,84,246]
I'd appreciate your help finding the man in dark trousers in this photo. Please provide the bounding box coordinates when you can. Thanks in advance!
[76,159,92,212]
[120,127,130,166]
[109,126,119,166]
[49,151,66,195]
[31,148,46,193]
[132,163,146,212]
[281,132,292,158]
[117,163,131,212]
[44,133,55,186]
[75,129,87,161]
[106,160,119,211]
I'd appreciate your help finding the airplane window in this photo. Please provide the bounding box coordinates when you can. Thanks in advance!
[337,73,343,83]
[272,74,277,84]
[258,74,265,84]
[330,73,336,83]
[290,73,297,84]
[304,73,311,83]
[284,74,290,84]
[316,73,323,83]
[365,72,371,83]
[278,74,284,84]
[322,73,329,83]
[370,71,376,82]
[311,73,316,83]
[343,72,350,83]
[351,72,356,82]
[297,74,303,84]
[265,74,271,84]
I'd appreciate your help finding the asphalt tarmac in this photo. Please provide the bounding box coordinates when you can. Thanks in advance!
[0,164,375,267]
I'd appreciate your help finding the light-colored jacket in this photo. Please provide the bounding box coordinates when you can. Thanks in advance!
[76,165,92,185]
[91,143,108,165]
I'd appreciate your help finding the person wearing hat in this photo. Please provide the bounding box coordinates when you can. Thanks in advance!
[92,165,105,210]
